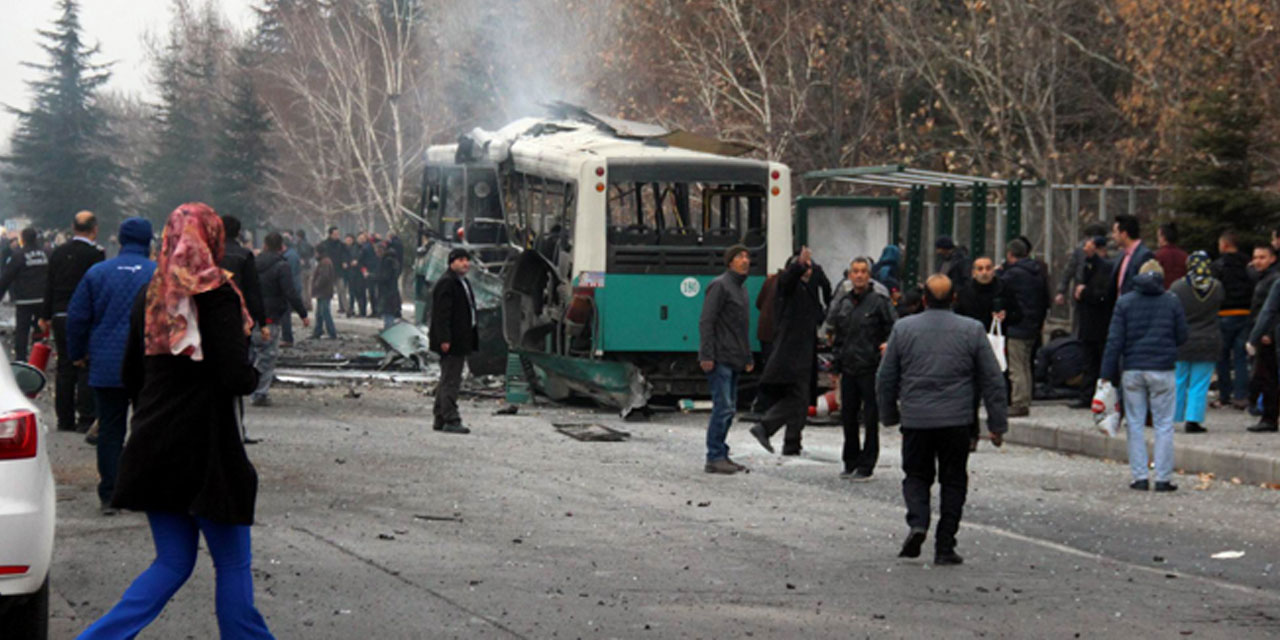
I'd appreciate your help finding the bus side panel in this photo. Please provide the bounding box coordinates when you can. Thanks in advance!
[594,274,764,353]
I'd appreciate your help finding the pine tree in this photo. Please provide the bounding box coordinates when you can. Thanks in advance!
[212,48,276,231]
[2,0,125,228]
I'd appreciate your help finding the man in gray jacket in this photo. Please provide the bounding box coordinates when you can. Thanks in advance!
[878,274,1008,565]
[699,245,754,474]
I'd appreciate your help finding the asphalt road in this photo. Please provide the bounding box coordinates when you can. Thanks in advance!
[44,380,1280,639]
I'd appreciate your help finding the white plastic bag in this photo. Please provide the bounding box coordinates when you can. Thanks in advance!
[987,322,1008,372]
[1091,379,1121,436]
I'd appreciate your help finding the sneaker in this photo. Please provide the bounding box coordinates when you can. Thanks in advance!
[1247,421,1279,433]
[934,550,964,566]
[748,424,774,453]
[250,396,272,407]
[1154,481,1178,493]
[1129,479,1149,491]
[898,528,927,558]
[704,459,738,475]
[438,423,470,434]
[1184,422,1207,433]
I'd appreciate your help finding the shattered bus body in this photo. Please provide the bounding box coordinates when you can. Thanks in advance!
[418,106,792,412]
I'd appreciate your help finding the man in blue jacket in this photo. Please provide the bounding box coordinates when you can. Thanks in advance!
[66,217,156,515]
[1100,260,1188,493]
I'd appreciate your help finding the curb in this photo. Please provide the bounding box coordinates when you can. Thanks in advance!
[1004,420,1280,485]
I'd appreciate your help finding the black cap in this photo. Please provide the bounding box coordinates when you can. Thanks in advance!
[935,236,955,250]
[448,248,472,264]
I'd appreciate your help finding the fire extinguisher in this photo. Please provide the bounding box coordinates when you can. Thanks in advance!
[28,328,51,372]
[808,390,840,418]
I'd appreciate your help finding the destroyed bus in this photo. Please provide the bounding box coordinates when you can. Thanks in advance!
[414,109,791,414]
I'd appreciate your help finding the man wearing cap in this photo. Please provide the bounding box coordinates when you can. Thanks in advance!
[429,248,478,434]
[934,236,970,289]
[699,244,754,474]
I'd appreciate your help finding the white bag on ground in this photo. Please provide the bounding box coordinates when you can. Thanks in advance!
[1091,379,1121,436]
[986,322,1008,372]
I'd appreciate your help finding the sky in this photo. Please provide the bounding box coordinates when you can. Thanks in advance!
[0,0,258,144]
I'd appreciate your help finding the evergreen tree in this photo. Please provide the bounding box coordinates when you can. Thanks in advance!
[2,0,125,228]
[1170,82,1279,249]
[212,48,276,231]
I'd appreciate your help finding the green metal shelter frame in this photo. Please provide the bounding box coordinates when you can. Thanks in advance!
[802,165,1031,289]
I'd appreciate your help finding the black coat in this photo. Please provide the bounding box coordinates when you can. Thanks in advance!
[760,261,823,385]
[429,270,477,356]
[955,277,1022,333]
[826,286,896,376]
[0,245,49,306]
[43,238,105,319]
[113,284,261,525]
[1212,251,1254,312]
[257,250,307,323]
[1000,259,1050,340]
[1077,254,1115,343]
[379,250,403,315]
[220,241,266,328]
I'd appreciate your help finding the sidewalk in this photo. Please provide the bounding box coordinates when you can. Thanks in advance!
[1006,401,1280,485]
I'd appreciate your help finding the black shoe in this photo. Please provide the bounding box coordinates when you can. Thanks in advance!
[934,550,964,566]
[84,432,98,446]
[1247,421,1279,433]
[1154,481,1178,493]
[243,437,261,445]
[438,423,470,434]
[849,470,873,482]
[780,447,802,457]
[1129,479,1149,491]
[1185,422,1207,433]
[749,424,774,453]
[898,528,927,558]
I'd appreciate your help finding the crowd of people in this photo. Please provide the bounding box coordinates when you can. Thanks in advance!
[698,215,1280,563]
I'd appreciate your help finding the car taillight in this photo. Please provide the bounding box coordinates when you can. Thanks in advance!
[0,565,30,575]
[0,410,37,460]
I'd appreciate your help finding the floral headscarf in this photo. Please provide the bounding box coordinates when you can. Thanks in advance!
[1185,250,1215,297]
[144,202,252,359]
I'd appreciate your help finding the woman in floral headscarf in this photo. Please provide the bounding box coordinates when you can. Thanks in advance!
[79,203,273,639]
[1169,251,1223,434]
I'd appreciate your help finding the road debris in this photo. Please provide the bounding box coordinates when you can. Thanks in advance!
[1210,550,1245,559]
[553,423,631,442]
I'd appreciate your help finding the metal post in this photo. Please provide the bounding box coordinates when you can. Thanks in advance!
[904,186,925,290]
[1099,187,1108,225]
[1129,186,1137,217]
[1005,179,1022,242]
[970,183,988,258]
[1043,185,1054,279]
[938,184,955,239]
[925,203,937,274]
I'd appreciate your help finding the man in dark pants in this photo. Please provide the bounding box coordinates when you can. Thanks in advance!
[826,256,896,480]
[343,233,364,316]
[1210,230,1253,409]
[749,246,823,456]
[878,275,1008,566]
[40,211,105,432]
[65,218,155,514]
[955,255,1021,439]
[251,232,309,407]
[359,232,380,316]
[1247,245,1280,432]
[699,245,754,475]
[0,228,49,363]
[1072,237,1113,408]
[429,248,478,434]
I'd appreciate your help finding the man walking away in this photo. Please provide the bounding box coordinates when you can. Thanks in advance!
[827,256,896,480]
[0,228,49,363]
[1247,245,1280,428]
[699,244,754,474]
[377,239,403,329]
[251,232,309,407]
[65,218,155,514]
[750,247,823,456]
[218,215,266,329]
[1155,223,1188,289]
[41,210,105,432]
[1101,260,1188,492]
[1000,239,1049,417]
[311,252,338,339]
[430,249,478,434]
[1172,252,1223,434]
[878,275,1007,566]
[1211,230,1253,409]
[1073,237,1115,409]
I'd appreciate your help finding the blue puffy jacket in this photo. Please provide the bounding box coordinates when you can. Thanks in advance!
[66,218,156,388]
[1100,271,1188,381]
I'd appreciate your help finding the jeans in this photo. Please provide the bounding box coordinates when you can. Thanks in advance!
[705,363,739,462]
[93,387,130,505]
[77,512,274,639]
[251,322,282,401]
[281,312,293,344]
[1007,337,1035,411]
[1121,369,1176,482]
[53,315,95,428]
[840,372,879,474]
[1216,315,1251,402]
[901,426,971,553]
[433,354,466,427]
[1175,361,1214,424]
[311,298,337,339]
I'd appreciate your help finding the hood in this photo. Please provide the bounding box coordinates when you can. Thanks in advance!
[1008,257,1042,277]
[118,217,153,249]
[877,245,901,265]
[1133,271,1165,294]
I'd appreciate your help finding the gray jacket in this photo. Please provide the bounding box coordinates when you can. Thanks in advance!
[1171,278,1224,362]
[698,270,752,370]
[877,308,1008,433]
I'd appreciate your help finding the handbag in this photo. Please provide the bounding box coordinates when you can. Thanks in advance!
[987,321,1008,372]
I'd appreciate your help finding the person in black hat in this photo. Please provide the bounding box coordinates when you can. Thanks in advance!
[934,236,970,289]
[698,244,754,474]
[429,248,478,434]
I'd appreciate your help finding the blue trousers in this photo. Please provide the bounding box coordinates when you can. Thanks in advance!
[1122,370,1176,483]
[1174,361,1214,424]
[705,363,739,462]
[93,387,130,505]
[78,512,274,640]
[312,297,337,338]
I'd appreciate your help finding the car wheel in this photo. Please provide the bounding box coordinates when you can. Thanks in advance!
[0,575,49,639]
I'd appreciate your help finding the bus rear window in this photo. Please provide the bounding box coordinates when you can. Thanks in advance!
[606,181,764,246]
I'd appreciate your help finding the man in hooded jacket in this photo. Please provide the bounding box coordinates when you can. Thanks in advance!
[1000,239,1050,417]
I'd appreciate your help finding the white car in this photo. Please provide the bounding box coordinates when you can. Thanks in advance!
[0,349,53,639]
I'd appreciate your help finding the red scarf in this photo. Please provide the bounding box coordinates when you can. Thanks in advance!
[144,203,252,357]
